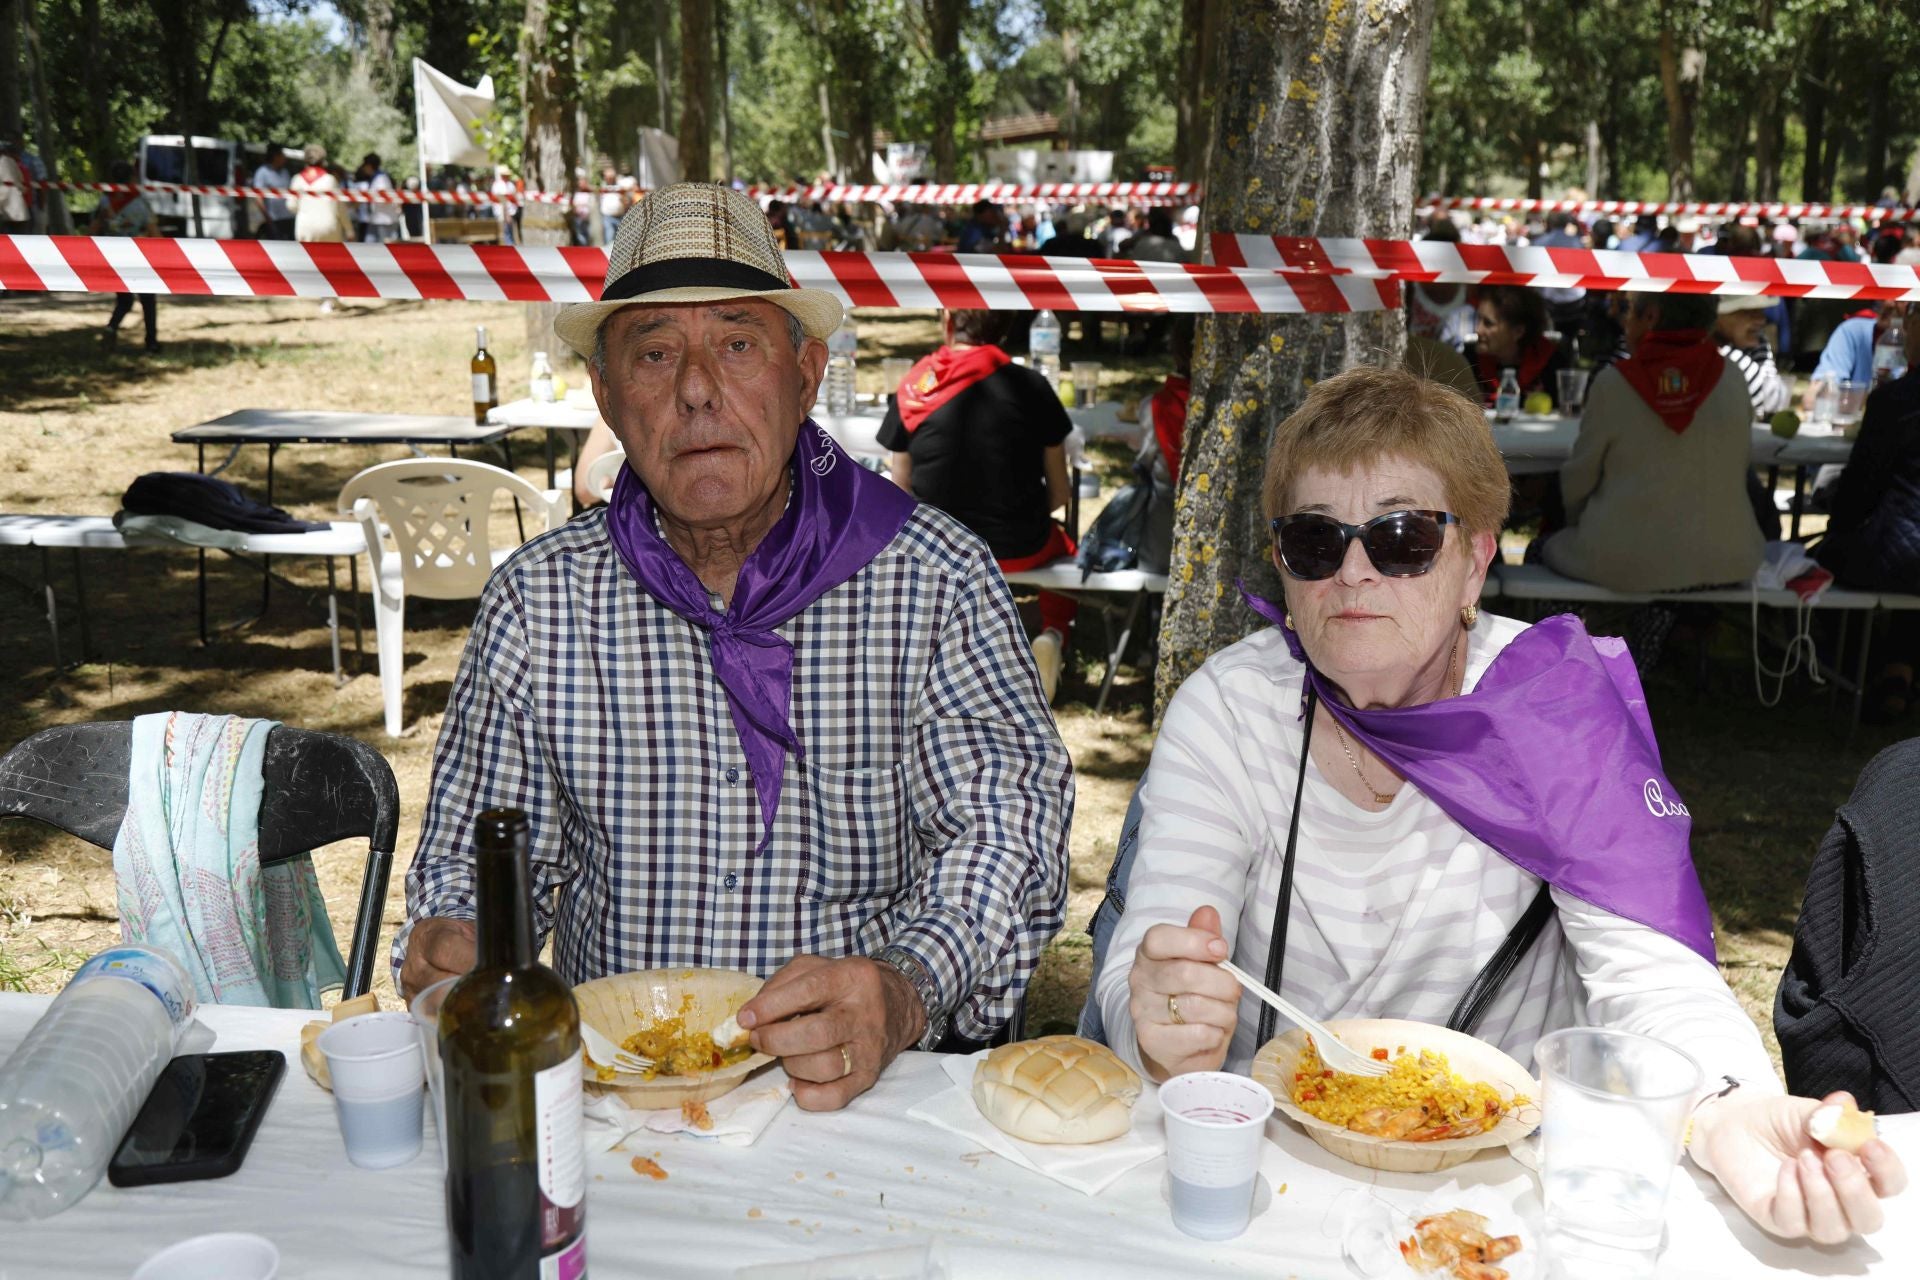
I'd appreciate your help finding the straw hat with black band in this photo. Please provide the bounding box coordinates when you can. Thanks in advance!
[554,182,843,360]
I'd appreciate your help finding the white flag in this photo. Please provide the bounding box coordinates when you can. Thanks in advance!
[413,58,495,168]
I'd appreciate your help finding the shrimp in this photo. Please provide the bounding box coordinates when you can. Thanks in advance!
[1401,1210,1523,1279]
[1347,1102,1431,1139]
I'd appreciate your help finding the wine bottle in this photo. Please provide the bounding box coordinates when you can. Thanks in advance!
[439,810,586,1279]
[471,326,499,425]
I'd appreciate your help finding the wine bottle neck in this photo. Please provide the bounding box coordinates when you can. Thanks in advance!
[474,828,535,970]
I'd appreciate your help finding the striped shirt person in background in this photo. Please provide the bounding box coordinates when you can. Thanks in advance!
[398,184,1072,1111]
[1099,365,1904,1244]
[1714,293,1792,418]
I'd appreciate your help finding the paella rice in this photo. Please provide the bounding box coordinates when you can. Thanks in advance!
[1290,1036,1526,1142]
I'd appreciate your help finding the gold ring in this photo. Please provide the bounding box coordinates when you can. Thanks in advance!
[1168,994,1185,1025]
[840,1044,853,1079]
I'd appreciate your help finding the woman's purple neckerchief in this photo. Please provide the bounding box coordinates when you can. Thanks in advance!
[1241,589,1716,963]
[605,421,917,849]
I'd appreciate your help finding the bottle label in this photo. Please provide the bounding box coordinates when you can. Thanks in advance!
[69,946,195,1036]
[473,373,494,403]
[533,1055,586,1267]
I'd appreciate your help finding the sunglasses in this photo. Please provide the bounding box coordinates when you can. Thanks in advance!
[1269,510,1462,581]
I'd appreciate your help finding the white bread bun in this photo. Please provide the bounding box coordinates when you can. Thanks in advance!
[972,1035,1142,1144]
[1808,1101,1877,1153]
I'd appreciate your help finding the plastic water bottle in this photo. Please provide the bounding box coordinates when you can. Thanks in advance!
[0,945,195,1219]
[1030,310,1063,389]
[529,350,555,403]
[825,317,858,415]
[1494,367,1522,422]
[1873,317,1906,385]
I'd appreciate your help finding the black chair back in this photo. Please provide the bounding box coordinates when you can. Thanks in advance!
[0,720,399,999]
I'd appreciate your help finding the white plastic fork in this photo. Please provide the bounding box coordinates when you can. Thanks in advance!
[1218,958,1391,1077]
[579,1021,653,1076]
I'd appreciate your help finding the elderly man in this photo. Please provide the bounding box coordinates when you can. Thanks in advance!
[398,183,1073,1110]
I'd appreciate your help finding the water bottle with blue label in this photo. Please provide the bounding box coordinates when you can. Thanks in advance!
[825,317,859,415]
[1493,367,1522,423]
[0,945,196,1219]
[1030,309,1063,389]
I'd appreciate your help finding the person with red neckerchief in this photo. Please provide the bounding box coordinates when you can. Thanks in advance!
[877,308,1077,700]
[1469,285,1568,409]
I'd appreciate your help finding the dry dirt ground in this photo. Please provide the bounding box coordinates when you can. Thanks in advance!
[0,295,1154,1030]
[0,291,1903,1072]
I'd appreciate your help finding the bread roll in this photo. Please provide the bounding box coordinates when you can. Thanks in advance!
[1808,1101,1877,1153]
[972,1035,1141,1144]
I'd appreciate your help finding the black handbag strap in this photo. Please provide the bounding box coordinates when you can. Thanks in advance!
[1447,882,1555,1035]
[1257,685,1317,1046]
[1256,684,1557,1044]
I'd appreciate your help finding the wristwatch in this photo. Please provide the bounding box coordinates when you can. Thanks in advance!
[875,944,949,1050]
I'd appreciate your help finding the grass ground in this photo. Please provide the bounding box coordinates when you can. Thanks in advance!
[0,290,1903,1078]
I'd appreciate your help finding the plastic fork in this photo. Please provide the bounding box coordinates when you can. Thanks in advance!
[579,1021,653,1076]
[1218,958,1391,1077]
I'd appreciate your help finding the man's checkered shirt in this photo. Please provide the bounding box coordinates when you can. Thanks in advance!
[396,503,1073,1043]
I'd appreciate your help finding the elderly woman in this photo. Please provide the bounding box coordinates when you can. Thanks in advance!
[1095,366,1904,1244]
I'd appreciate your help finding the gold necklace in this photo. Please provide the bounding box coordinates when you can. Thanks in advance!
[1326,636,1465,807]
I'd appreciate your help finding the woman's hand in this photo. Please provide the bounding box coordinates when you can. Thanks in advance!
[1128,905,1243,1082]
[1689,1090,1907,1243]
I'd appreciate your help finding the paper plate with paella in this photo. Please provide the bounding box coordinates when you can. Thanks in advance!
[573,967,775,1110]
[1251,1018,1540,1173]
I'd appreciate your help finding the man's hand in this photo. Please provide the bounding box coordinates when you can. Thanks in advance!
[1128,905,1240,1083]
[735,955,927,1111]
[399,917,476,998]
[1690,1090,1908,1243]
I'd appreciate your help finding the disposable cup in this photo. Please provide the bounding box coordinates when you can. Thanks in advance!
[331,1085,424,1170]
[1159,1071,1275,1241]
[409,976,457,1166]
[132,1232,278,1280]
[1556,368,1589,415]
[1536,1027,1702,1279]
[318,1012,424,1100]
[1071,362,1103,406]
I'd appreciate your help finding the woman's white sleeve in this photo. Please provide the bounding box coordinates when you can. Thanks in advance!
[1556,888,1781,1095]
[1096,664,1265,1075]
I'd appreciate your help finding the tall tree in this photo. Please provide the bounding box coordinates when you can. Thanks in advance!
[716,0,733,180]
[679,0,712,180]
[1657,0,1705,200]
[1158,0,1436,711]
[1172,0,1215,180]
[1,0,20,137]
[520,0,581,359]
[926,0,965,180]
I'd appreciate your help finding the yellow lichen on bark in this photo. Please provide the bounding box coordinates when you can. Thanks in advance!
[1195,473,1212,493]
[1297,196,1316,220]
[1287,79,1317,104]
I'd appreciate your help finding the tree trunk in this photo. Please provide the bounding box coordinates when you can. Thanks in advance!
[678,0,711,181]
[1801,17,1829,202]
[1862,0,1893,197]
[521,0,581,363]
[1755,101,1783,201]
[817,80,837,179]
[82,0,111,174]
[1657,0,1702,202]
[362,0,397,93]
[1524,136,1543,200]
[1727,105,1750,201]
[928,0,964,182]
[651,3,672,128]
[20,0,68,231]
[1174,0,1209,178]
[0,0,20,138]
[1584,119,1602,195]
[1063,29,1081,151]
[1157,0,1437,717]
[716,0,732,181]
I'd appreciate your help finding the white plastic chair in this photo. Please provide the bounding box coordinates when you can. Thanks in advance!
[582,448,627,503]
[337,458,564,737]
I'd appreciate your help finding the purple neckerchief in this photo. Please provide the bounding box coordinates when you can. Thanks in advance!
[606,421,917,848]
[1242,591,1716,963]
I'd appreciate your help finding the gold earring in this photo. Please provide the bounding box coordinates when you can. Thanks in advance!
[1285,612,1295,630]
[1461,604,1478,629]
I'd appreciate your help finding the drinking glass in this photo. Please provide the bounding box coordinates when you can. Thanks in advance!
[1071,362,1103,407]
[1834,378,1867,432]
[409,976,458,1166]
[1556,368,1589,416]
[1536,1027,1702,1279]
[1810,376,1839,430]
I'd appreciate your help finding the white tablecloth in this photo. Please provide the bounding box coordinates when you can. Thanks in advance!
[2,996,1909,1279]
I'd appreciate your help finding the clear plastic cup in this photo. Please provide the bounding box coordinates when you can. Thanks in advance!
[133,1232,279,1280]
[318,1013,424,1170]
[1071,362,1102,407]
[1835,378,1867,432]
[1159,1071,1274,1241]
[1556,368,1589,415]
[1536,1027,1702,1279]
[409,977,457,1166]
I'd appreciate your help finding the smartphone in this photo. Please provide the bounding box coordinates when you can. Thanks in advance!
[107,1049,286,1187]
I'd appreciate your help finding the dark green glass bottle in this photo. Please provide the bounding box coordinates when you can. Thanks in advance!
[439,809,586,1279]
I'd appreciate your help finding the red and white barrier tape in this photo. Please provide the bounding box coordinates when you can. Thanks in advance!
[1417,196,1920,222]
[1212,233,1920,301]
[0,236,1388,313]
[5,178,1199,207]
